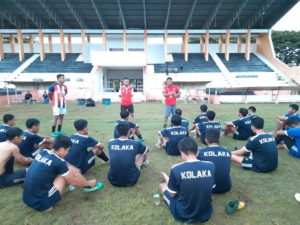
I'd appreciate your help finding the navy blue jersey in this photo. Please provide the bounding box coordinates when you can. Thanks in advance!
[193,113,208,124]
[23,150,69,207]
[0,125,11,142]
[65,134,100,168]
[198,146,231,193]
[249,114,257,120]
[284,113,300,122]
[181,118,189,129]
[167,160,215,223]
[18,131,45,158]
[108,138,147,187]
[198,121,222,143]
[160,126,189,155]
[114,119,137,140]
[244,133,278,172]
[233,117,253,139]
[286,127,300,158]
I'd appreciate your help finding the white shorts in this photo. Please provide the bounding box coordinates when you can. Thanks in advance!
[53,107,67,116]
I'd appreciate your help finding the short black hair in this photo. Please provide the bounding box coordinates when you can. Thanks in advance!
[74,119,88,131]
[120,110,130,119]
[178,137,198,155]
[26,118,40,129]
[200,104,208,112]
[3,114,15,124]
[175,108,182,116]
[205,128,220,144]
[57,74,65,79]
[251,116,264,129]
[123,77,129,80]
[166,77,172,81]
[248,106,256,113]
[171,114,182,126]
[6,127,23,141]
[239,108,248,117]
[53,135,72,151]
[206,110,216,121]
[285,117,300,127]
[289,104,299,112]
[116,123,130,137]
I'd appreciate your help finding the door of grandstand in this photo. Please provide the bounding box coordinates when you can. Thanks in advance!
[103,68,144,93]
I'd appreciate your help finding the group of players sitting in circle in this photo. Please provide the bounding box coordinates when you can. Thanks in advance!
[0,103,299,223]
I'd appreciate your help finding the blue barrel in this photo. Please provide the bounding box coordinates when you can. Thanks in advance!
[102,98,111,106]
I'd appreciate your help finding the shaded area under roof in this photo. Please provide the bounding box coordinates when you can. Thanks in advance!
[0,0,298,30]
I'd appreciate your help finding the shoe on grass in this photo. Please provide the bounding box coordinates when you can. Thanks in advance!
[137,137,145,142]
[68,185,76,191]
[142,160,150,168]
[51,132,60,137]
[83,182,103,193]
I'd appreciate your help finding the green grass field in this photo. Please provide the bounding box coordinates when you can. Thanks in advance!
[0,102,299,225]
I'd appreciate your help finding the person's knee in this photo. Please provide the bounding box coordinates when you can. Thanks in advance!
[53,176,66,194]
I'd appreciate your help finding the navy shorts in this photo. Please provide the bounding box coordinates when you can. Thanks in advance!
[164,105,176,117]
[241,157,254,170]
[0,170,26,187]
[121,104,134,113]
[24,186,61,212]
[233,133,248,141]
[80,151,96,174]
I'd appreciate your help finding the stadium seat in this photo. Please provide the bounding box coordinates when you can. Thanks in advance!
[23,53,93,73]
[154,53,221,73]
[0,53,33,73]
[217,53,273,72]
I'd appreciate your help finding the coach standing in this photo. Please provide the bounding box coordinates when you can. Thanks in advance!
[119,77,135,121]
[48,74,67,136]
[163,77,181,128]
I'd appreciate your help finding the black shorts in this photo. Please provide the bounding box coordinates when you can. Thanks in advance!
[121,104,134,113]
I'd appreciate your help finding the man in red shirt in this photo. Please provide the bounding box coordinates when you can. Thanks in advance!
[163,77,181,128]
[119,77,135,121]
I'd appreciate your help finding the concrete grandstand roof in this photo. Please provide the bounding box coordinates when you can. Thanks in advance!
[0,0,298,30]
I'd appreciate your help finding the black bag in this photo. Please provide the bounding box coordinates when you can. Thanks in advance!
[85,98,95,107]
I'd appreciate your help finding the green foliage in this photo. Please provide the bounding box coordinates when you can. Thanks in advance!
[272,31,300,66]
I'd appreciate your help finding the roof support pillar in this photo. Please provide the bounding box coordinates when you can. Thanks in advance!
[60,29,66,61]
[17,29,24,61]
[123,30,127,51]
[219,35,223,53]
[205,30,209,61]
[38,29,45,61]
[245,29,251,61]
[144,30,148,61]
[29,34,34,53]
[102,30,107,51]
[68,34,72,53]
[9,34,15,53]
[164,30,168,62]
[225,29,230,61]
[81,29,85,61]
[184,30,189,62]
[237,34,242,53]
[48,34,53,53]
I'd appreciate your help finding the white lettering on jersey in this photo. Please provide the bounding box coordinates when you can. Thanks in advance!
[203,151,231,157]
[0,129,6,133]
[170,131,187,136]
[71,139,79,144]
[259,136,275,144]
[111,145,134,151]
[244,120,251,125]
[181,170,212,179]
[35,154,52,166]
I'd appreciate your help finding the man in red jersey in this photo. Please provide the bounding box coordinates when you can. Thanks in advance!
[119,77,135,121]
[163,77,181,128]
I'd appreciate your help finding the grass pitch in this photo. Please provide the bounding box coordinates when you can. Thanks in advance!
[0,102,299,225]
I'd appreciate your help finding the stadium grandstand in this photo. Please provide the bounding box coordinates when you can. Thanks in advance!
[0,0,299,104]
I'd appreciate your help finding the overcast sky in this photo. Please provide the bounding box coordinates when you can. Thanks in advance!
[272,1,300,31]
